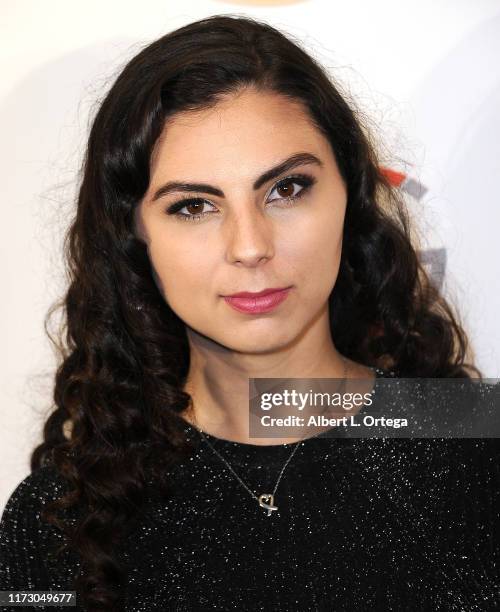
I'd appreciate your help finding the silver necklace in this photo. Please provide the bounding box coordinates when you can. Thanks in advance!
[190,356,348,517]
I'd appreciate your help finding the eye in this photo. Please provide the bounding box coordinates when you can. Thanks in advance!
[165,198,217,222]
[164,173,316,222]
[267,175,313,203]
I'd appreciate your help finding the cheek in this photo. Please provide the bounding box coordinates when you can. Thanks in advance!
[284,213,343,291]
[148,238,215,307]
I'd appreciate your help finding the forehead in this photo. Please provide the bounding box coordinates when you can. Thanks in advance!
[150,88,332,178]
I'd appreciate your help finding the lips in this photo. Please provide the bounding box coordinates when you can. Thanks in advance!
[226,287,290,298]
[223,287,292,314]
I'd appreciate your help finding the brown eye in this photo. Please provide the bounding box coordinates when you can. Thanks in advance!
[165,197,217,221]
[185,201,205,215]
[267,175,314,203]
[276,181,295,198]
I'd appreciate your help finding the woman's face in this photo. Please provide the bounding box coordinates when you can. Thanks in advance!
[135,87,347,353]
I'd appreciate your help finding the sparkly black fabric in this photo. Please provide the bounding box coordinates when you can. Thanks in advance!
[1,368,499,611]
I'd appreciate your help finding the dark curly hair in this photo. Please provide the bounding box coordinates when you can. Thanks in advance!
[30,13,481,611]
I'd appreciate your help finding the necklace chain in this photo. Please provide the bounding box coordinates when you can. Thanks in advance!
[190,356,349,516]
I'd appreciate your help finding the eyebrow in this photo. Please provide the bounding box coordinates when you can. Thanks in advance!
[149,152,324,202]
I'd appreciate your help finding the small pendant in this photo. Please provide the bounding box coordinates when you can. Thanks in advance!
[258,493,278,516]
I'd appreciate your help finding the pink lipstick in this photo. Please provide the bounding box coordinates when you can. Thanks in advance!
[223,287,292,314]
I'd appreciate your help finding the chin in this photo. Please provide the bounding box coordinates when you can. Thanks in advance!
[221,330,298,355]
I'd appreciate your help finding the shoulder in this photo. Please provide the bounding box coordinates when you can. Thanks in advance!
[0,465,75,590]
[1,464,70,520]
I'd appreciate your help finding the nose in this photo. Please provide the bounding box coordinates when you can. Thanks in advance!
[224,204,275,267]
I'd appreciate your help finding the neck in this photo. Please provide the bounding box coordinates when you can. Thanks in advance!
[181,312,374,445]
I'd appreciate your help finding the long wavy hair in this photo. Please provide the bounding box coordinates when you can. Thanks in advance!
[30,13,480,611]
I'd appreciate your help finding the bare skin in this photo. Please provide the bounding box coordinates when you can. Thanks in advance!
[134,86,375,444]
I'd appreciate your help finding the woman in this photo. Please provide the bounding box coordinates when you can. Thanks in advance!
[0,14,498,612]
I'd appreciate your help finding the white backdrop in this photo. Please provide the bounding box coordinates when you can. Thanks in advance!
[2,0,499,509]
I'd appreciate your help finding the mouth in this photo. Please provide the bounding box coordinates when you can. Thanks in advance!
[222,286,293,314]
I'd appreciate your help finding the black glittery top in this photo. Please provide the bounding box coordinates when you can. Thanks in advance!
[1,368,499,611]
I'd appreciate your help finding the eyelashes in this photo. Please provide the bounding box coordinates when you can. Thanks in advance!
[164,173,317,222]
